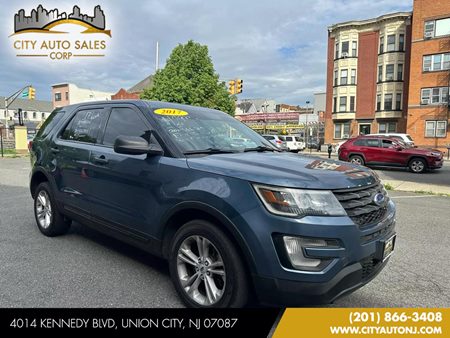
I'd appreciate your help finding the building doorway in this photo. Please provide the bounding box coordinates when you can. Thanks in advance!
[359,124,371,135]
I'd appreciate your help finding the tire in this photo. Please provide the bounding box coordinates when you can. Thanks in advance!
[409,158,427,173]
[33,182,71,237]
[349,155,365,166]
[169,220,249,308]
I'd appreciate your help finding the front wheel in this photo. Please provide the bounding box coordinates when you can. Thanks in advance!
[409,158,427,173]
[169,220,249,308]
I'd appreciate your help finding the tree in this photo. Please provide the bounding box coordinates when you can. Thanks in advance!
[141,40,235,115]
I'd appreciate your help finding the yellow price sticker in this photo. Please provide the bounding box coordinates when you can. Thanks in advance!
[154,108,188,116]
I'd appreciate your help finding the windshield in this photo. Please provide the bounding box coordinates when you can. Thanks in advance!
[406,135,413,141]
[152,107,274,153]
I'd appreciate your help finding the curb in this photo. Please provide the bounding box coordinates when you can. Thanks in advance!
[382,180,450,196]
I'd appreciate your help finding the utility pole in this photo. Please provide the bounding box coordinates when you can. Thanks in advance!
[155,41,159,72]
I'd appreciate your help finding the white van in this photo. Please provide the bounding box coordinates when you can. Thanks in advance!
[278,135,305,152]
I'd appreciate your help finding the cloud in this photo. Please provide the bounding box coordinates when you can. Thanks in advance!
[0,0,413,105]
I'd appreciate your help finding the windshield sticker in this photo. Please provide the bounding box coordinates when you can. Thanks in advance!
[154,108,188,116]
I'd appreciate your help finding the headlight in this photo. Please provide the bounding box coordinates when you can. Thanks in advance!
[428,152,442,157]
[253,184,346,217]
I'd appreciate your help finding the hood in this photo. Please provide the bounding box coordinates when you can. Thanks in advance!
[187,152,378,190]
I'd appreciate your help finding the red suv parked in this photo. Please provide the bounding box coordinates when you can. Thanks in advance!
[338,136,444,173]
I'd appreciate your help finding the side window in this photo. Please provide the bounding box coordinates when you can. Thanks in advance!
[353,139,367,146]
[382,139,394,148]
[61,109,106,143]
[366,139,380,147]
[102,107,151,146]
[285,136,293,141]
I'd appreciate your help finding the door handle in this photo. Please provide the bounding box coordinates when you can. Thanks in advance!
[92,155,109,165]
[50,147,60,154]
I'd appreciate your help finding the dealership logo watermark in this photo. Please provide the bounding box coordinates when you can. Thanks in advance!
[10,4,111,60]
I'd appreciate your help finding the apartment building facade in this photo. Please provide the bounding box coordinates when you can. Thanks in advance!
[325,12,412,144]
[407,0,450,150]
[51,83,114,108]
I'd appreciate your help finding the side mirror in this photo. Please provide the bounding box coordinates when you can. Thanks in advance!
[114,135,163,156]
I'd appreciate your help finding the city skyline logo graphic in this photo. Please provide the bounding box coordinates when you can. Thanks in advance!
[12,5,111,37]
[9,5,112,61]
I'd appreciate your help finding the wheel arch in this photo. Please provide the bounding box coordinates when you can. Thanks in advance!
[160,202,257,275]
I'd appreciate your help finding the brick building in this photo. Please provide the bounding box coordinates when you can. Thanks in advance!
[407,0,450,150]
[325,12,412,144]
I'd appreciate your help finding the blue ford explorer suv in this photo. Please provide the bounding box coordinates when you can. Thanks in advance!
[29,100,396,307]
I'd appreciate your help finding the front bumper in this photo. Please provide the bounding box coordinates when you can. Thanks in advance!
[241,200,396,306]
[429,158,443,169]
[254,254,389,306]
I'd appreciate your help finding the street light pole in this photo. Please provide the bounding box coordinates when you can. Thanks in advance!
[305,100,310,153]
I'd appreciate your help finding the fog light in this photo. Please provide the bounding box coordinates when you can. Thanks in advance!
[283,236,327,268]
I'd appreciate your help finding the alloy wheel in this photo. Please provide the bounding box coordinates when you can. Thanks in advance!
[36,190,52,229]
[411,160,425,173]
[351,157,362,165]
[176,235,226,306]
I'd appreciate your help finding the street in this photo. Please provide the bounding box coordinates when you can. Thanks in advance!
[0,157,449,307]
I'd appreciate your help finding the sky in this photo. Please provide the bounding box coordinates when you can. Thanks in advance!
[0,0,413,106]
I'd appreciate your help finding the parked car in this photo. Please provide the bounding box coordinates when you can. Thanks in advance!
[30,101,396,307]
[294,136,306,151]
[338,135,443,173]
[368,133,415,147]
[278,135,301,152]
[334,140,347,154]
[262,134,288,151]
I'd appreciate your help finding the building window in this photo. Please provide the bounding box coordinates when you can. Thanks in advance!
[341,41,349,56]
[399,34,405,51]
[396,93,402,110]
[33,112,36,119]
[386,64,395,81]
[421,87,449,105]
[41,113,45,119]
[351,41,357,57]
[425,121,447,138]
[378,65,383,82]
[334,122,350,139]
[65,92,69,101]
[333,97,337,113]
[23,111,27,119]
[379,122,397,133]
[376,94,382,111]
[55,93,61,101]
[424,20,435,38]
[387,35,396,52]
[335,42,339,59]
[435,17,450,37]
[339,97,347,112]
[384,94,393,110]
[424,17,450,38]
[334,70,338,86]
[350,96,355,112]
[397,64,403,81]
[423,53,450,71]
[340,69,348,85]
[379,36,384,54]
[351,69,356,84]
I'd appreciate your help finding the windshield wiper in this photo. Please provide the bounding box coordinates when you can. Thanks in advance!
[243,145,277,152]
[183,148,237,155]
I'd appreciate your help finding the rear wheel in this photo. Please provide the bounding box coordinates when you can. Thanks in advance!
[349,155,365,166]
[169,220,249,308]
[34,182,71,236]
[409,158,427,173]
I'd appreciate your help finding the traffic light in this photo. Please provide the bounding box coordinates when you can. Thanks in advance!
[228,80,236,95]
[236,79,243,94]
[28,86,36,100]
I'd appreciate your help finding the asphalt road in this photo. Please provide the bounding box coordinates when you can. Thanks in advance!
[373,162,450,187]
[0,157,449,307]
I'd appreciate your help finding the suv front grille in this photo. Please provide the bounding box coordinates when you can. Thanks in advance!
[333,183,388,227]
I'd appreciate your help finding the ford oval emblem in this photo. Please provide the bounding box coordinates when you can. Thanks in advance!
[373,192,385,206]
